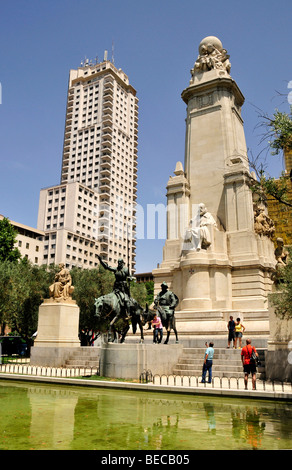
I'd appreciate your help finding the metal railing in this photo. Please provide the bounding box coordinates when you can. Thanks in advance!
[0,362,99,378]
[0,363,291,393]
[139,370,292,393]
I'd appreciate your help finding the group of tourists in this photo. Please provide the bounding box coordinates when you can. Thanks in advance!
[201,316,260,389]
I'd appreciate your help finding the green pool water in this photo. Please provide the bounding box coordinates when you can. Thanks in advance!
[0,380,291,450]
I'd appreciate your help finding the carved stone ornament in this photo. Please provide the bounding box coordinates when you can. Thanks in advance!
[191,36,231,77]
[253,207,275,239]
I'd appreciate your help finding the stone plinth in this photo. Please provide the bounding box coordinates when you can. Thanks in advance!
[265,293,292,382]
[99,343,183,379]
[30,299,80,367]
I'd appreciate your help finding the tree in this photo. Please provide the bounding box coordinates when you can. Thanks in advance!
[0,259,52,353]
[0,217,21,262]
[71,266,114,345]
[250,108,292,208]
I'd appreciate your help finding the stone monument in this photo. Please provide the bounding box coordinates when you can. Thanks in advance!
[30,263,80,367]
[152,36,276,341]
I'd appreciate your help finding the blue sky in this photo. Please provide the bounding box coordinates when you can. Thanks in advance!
[0,0,291,273]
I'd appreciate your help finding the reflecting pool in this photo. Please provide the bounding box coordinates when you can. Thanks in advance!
[0,380,292,450]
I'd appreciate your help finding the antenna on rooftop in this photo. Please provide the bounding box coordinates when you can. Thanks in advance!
[112,40,115,65]
[104,50,108,61]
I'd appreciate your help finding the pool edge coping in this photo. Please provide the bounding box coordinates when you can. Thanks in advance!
[1,373,292,401]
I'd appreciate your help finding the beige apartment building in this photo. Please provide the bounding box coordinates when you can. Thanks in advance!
[0,214,45,265]
[37,56,138,271]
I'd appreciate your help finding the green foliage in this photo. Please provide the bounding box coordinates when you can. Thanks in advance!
[0,261,152,348]
[249,108,292,207]
[71,266,115,343]
[129,281,147,306]
[0,217,21,262]
[268,110,292,155]
[145,280,154,305]
[0,259,52,349]
[269,248,292,319]
[250,169,292,207]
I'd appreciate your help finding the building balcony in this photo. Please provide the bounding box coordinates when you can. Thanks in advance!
[100,193,110,202]
[102,116,113,126]
[101,153,112,162]
[100,168,111,177]
[101,148,112,157]
[100,175,111,185]
[103,104,113,113]
[102,124,113,134]
[99,183,111,193]
[104,80,114,90]
[103,88,114,98]
[100,161,111,169]
[102,132,112,142]
[98,226,109,236]
[103,97,113,106]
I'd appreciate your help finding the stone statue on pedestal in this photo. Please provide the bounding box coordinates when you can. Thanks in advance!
[49,262,74,302]
[184,203,217,251]
[192,36,231,78]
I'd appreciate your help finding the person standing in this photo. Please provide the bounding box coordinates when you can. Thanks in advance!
[201,342,214,384]
[227,316,236,348]
[241,339,259,390]
[151,314,163,344]
[234,317,245,349]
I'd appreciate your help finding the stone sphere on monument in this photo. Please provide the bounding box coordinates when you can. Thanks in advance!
[199,36,223,54]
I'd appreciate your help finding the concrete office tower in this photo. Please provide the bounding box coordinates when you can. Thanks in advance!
[153,36,276,339]
[38,55,138,271]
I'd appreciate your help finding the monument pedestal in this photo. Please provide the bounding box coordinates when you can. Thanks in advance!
[100,343,183,380]
[30,299,80,367]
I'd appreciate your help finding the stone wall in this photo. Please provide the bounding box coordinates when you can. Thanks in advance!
[265,294,292,382]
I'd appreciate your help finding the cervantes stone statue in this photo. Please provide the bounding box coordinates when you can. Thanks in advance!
[183,203,217,251]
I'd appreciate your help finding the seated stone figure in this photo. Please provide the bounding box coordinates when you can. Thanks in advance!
[184,203,217,251]
[275,237,289,268]
[49,263,74,301]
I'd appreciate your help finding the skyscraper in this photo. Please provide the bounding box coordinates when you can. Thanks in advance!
[37,54,138,272]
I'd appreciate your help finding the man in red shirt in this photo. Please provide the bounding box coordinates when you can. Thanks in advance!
[241,339,259,390]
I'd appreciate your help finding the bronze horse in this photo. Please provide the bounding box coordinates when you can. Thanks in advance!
[94,292,148,343]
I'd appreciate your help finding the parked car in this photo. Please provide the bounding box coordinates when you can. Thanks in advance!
[0,336,27,356]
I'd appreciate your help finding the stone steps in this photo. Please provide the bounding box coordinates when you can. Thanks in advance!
[64,347,100,368]
[173,347,266,379]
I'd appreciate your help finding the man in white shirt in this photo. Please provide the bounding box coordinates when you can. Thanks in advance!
[201,342,214,383]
